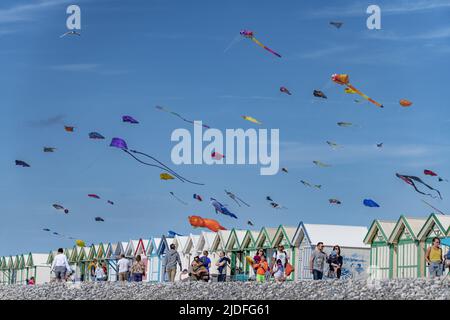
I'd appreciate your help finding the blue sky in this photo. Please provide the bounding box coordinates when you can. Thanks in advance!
[1,0,450,255]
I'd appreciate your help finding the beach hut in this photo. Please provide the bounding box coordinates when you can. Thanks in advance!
[156,235,175,282]
[147,237,161,282]
[240,230,260,276]
[254,227,278,260]
[76,246,90,281]
[172,235,189,277]
[210,231,232,278]
[14,254,26,284]
[225,229,247,279]
[291,222,370,280]
[128,239,150,281]
[25,253,51,284]
[105,242,119,281]
[388,216,427,278]
[0,257,8,284]
[271,225,298,280]
[363,219,397,279]
[417,214,450,277]
[8,256,16,284]
[182,234,201,271]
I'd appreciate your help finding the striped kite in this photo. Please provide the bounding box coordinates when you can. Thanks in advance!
[240,30,281,58]
[332,74,383,108]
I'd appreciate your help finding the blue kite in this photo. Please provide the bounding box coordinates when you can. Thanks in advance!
[363,199,380,207]
[210,198,238,219]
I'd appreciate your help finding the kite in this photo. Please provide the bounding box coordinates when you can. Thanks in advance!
[247,220,254,226]
[332,74,383,108]
[160,173,175,180]
[155,106,210,128]
[399,99,412,107]
[363,199,380,207]
[240,30,281,58]
[122,115,139,124]
[211,198,238,219]
[265,196,286,209]
[88,194,101,199]
[60,30,81,38]
[396,173,442,199]
[280,87,292,95]
[95,217,105,222]
[424,170,447,182]
[15,160,30,167]
[313,90,327,99]
[168,230,182,237]
[89,132,105,139]
[377,143,383,148]
[281,168,288,173]
[107,200,114,205]
[170,191,188,205]
[344,87,357,94]
[330,21,343,28]
[326,141,341,149]
[43,228,51,232]
[193,194,203,202]
[211,152,225,160]
[75,240,86,247]
[43,147,56,153]
[64,126,75,132]
[337,122,353,127]
[329,199,342,205]
[266,196,273,202]
[53,232,60,236]
[224,190,250,207]
[300,180,321,189]
[110,137,204,185]
[188,215,226,232]
[242,116,262,124]
[53,204,69,214]
[313,160,331,167]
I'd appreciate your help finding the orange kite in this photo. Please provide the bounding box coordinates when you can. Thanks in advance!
[188,215,226,232]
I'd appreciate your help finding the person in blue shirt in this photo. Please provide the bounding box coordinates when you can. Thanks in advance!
[200,250,212,273]
[216,251,230,282]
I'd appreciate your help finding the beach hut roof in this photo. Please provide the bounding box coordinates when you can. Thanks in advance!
[114,241,126,256]
[417,214,450,240]
[363,220,397,244]
[255,227,278,248]
[211,230,232,251]
[225,229,247,251]
[183,234,200,254]
[240,230,259,250]
[173,235,189,252]
[195,231,216,252]
[157,235,175,255]
[125,240,139,257]
[388,216,428,243]
[272,225,298,247]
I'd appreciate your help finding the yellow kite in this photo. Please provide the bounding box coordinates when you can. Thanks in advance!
[242,115,262,124]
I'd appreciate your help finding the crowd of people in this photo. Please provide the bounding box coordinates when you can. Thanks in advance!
[46,240,449,284]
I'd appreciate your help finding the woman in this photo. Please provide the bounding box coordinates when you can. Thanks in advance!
[426,237,443,278]
[272,259,286,282]
[131,255,146,282]
[190,256,209,281]
[327,245,343,279]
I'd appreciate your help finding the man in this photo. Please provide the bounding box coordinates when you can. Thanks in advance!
[88,259,98,281]
[272,245,289,267]
[51,248,71,282]
[117,254,130,282]
[164,243,182,282]
[216,251,230,282]
[310,242,327,280]
[200,250,212,272]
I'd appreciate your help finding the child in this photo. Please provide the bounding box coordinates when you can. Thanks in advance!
[180,269,190,282]
[272,259,286,282]
[28,277,35,285]
[254,255,269,283]
[327,249,340,278]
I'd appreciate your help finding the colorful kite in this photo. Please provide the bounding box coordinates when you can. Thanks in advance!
[330,21,343,28]
[280,87,292,95]
[313,160,331,167]
[110,137,204,185]
[329,199,342,205]
[88,194,101,199]
[211,152,225,160]
[89,132,105,139]
[424,170,447,182]
[170,191,188,205]
[344,87,356,94]
[313,90,327,99]
[211,198,238,219]
[95,217,105,222]
[188,215,226,232]
[240,30,281,58]
[15,160,30,167]
[155,106,210,128]
[193,194,203,202]
[332,74,383,108]
[64,126,75,132]
[399,99,412,107]
[224,190,250,207]
[168,230,183,237]
[300,180,321,189]
[43,147,56,152]
[75,240,86,247]
[363,199,380,207]
[122,115,139,124]
[242,116,262,124]
[53,204,69,214]
[160,173,175,180]
[396,173,442,199]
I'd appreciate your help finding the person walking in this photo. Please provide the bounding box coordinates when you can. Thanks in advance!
[88,259,98,281]
[254,255,269,283]
[310,242,327,280]
[426,237,443,278]
[164,243,182,282]
[327,245,343,279]
[131,255,146,282]
[117,254,130,282]
[51,248,72,282]
[216,251,230,282]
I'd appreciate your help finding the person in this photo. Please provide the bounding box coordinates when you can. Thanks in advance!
[88,259,98,281]
[131,255,146,282]
[51,248,72,282]
[199,250,212,273]
[327,245,343,279]
[272,259,285,282]
[165,243,182,282]
[254,255,269,283]
[426,237,443,278]
[95,263,106,281]
[190,256,209,281]
[253,249,264,277]
[117,254,130,282]
[216,251,230,282]
[310,242,327,280]
[28,277,35,285]
[272,245,289,268]
[179,269,190,282]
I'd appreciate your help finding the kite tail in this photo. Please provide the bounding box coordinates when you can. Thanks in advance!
[251,37,281,58]
[128,150,204,185]
[346,84,383,108]
[236,196,250,207]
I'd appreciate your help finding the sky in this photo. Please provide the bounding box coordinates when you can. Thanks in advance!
[1,0,450,255]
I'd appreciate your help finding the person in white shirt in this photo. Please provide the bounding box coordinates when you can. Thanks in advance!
[51,248,72,282]
[117,254,130,282]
